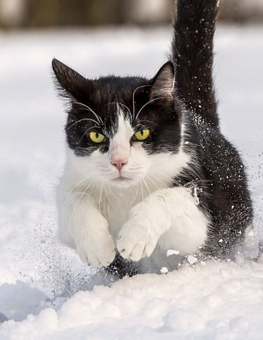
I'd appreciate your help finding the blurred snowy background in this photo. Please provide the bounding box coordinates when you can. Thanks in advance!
[1,0,263,29]
[0,0,263,339]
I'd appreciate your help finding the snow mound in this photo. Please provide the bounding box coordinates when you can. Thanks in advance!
[1,259,263,340]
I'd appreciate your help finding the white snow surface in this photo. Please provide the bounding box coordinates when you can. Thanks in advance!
[0,25,263,339]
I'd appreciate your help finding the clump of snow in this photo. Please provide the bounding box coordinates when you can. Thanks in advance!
[0,25,263,339]
[167,249,180,256]
[187,255,198,265]
[160,267,169,274]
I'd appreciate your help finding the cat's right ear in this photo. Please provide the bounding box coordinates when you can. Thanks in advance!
[149,61,175,103]
[52,58,89,102]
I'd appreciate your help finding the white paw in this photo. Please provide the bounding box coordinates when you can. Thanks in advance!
[117,208,160,262]
[75,216,116,268]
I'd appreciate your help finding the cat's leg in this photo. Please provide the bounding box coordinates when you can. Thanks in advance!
[58,191,116,267]
[117,187,209,261]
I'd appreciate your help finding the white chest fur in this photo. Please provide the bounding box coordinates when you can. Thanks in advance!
[57,146,209,269]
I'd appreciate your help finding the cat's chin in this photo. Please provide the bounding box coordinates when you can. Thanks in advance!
[110,176,137,189]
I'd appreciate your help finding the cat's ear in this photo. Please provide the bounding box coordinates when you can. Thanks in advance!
[52,58,89,102]
[149,61,174,103]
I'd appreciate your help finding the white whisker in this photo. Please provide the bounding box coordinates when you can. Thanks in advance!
[79,125,100,144]
[141,177,151,197]
[105,183,118,209]
[135,96,162,122]
[67,179,95,229]
[147,172,170,189]
[107,101,132,121]
[63,173,95,205]
[139,180,144,201]
[144,174,162,191]
[105,182,118,200]
[66,118,100,131]
[98,175,105,213]
[75,101,103,124]
[128,181,139,209]
[132,85,151,118]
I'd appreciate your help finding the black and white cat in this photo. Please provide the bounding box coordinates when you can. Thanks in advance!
[52,0,254,277]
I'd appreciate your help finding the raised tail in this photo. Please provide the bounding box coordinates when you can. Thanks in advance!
[172,0,219,127]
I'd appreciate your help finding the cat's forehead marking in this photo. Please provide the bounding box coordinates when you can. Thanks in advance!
[111,106,134,145]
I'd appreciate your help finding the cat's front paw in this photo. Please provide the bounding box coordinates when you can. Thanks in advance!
[75,217,116,268]
[117,208,159,262]
[77,234,115,268]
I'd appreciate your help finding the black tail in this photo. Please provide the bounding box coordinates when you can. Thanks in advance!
[172,0,219,127]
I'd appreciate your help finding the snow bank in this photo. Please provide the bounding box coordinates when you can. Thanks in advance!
[1,259,263,340]
[0,26,263,339]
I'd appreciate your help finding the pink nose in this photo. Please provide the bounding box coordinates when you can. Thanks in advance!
[111,159,127,171]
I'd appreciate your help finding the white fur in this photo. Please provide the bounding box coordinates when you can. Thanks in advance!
[117,187,209,261]
[109,114,133,168]
[57,111,209,268]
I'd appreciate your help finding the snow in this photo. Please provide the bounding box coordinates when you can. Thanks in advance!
[0,25,263,339]
[1,260,263,339]
[167,249,180,256]
[187,255,198,265]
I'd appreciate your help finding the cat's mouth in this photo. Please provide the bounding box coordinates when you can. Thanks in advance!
[112,176,132,182]
[110,174,136,187]
[111,176,136,190]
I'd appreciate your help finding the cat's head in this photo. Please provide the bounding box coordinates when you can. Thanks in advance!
[52,59,189,189]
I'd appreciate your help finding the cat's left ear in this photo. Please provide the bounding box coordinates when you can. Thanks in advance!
[149,61,174,103]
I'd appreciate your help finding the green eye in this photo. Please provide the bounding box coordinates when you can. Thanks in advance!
[89,131,105,143]
[134,129,150,141]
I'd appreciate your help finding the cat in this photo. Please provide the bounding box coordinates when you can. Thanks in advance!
[52,0,254,278]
